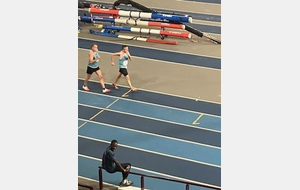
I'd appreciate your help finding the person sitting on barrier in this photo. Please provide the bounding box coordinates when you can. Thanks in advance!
[102,139,134,187]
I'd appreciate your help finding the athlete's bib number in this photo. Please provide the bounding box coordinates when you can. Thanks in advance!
[123,60,128,67]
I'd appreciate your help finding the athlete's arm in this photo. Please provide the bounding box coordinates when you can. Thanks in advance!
[114,158,128,172]
[111,52,120,65]
[127,51,132,61]
[89,51,100,63]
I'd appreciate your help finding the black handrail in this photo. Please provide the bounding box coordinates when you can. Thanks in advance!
[78,183,94,190]
[98,166,220,190]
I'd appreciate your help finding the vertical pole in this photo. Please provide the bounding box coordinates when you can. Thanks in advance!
[186,184,189,190]
[141,175,145,190]
[98,167,103,190]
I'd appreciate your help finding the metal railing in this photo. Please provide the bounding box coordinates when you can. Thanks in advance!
[98,166,220,190]
[78,183,94,190]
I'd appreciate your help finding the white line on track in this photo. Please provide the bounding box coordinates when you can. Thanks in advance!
[78,102,221,133]
[78,77,221,105]
[78,48,221,73]
[176,0,220,6]
[78,136,220,168]
[192,19,221,26]
[78,89,221,120]
[78,116,220,150]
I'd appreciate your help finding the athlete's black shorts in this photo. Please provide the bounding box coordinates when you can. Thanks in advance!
[86,66,100,74]
[119,68,128,76]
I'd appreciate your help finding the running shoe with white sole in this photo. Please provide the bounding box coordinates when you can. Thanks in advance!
[82,85,90,91]
[120,179,133,187]
[102,88,111,93]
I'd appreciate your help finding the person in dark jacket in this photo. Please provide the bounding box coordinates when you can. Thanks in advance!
[102,140,133,186]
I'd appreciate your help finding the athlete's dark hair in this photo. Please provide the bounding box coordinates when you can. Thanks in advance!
[122,45,128,50]
[110,139,118,146]
[91,43,98,48]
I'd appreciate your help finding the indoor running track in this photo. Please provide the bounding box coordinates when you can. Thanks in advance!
[78,79,221,190]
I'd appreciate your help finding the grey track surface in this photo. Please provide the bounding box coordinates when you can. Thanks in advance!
[78,0,221,103]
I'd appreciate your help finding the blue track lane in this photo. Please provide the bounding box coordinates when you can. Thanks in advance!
[79,156,215,190]
[78,92,117,108]
[78,39,221,70]
[78,137,221,187]
[78,79,221,116]
[79,91,221,131]
[79,121,221,166]
[78,120,85,127]
[78,105,221,147]
[78,104,101,120]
